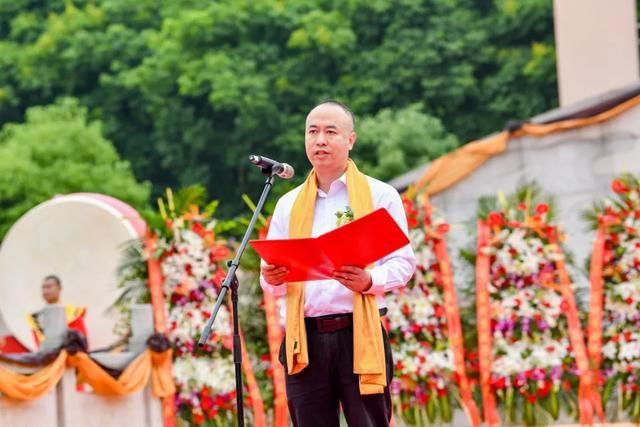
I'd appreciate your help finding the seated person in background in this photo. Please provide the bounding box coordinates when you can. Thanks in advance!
[27,275,87,348]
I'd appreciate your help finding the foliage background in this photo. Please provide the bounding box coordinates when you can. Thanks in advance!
[0,0,565,235]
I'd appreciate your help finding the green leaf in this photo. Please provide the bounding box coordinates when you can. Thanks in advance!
[426,393,437,423]
[602,377,616,406]
[524,400,535,426]
[549,388,559,420]
[439,394,452,422]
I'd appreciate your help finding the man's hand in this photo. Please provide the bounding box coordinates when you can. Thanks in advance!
[261,264,288,286]
[333,266,372,293]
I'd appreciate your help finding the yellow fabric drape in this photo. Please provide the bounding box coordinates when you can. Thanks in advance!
[416,94,640,195]
[286,159,386,394]
[0,349,175,401]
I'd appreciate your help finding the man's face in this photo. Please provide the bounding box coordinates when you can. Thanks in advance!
[41,279,61,304]
[305,104,356,174]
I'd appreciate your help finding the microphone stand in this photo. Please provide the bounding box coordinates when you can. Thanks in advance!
[198,168,278,427]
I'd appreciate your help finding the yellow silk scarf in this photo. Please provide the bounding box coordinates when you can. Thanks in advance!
[285,159,386,394]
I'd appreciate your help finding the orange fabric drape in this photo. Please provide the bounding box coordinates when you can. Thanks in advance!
[0,349,174,401]
[0,351,67,400]
[150,350,177,399]
[587,228,606,370]
[145,235,169,335]
[69,350,175,397]
[550,238,604,424]
[416,95,640,195]
[263,292,288,427]
[239,332,266,427]
[416,132,509,196]
[145,234,177,427]
[475,220,500,427]
[433,238,481,427]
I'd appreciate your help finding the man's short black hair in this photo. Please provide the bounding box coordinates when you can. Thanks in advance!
[311,99,356,128]
[44,275,62,287]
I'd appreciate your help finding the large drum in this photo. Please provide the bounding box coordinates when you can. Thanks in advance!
[0,193,146,351]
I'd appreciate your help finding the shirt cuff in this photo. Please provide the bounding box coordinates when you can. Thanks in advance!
[363,267,387,296]
[260,277,288,297]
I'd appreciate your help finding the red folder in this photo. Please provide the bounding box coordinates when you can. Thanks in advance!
[249,208,410,282]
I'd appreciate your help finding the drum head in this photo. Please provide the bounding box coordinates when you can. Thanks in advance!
[0,193,146,351]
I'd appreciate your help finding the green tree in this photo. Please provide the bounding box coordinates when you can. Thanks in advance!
[0,97,150,238]
[479,0,557,132]
[354,104,458,181]
[0,0,559,216]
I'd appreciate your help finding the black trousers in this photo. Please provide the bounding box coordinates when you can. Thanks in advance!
[279,324,394,427]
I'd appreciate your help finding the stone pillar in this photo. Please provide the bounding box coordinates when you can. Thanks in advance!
[553,0,639,106]
[129,304,154,354]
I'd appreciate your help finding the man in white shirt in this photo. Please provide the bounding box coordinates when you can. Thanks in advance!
[260,100,416,427]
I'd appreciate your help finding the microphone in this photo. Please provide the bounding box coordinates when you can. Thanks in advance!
[248,155,295,179]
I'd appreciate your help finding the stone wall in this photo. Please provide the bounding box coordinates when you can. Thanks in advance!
[431,104,640,292]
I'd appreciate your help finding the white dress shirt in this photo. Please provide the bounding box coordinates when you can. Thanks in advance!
[260,174,417,318]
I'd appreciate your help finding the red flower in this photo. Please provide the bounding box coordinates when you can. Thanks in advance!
[407,215,419,230]
[488,211,504,227]
[210,246,231,262]
[417,393,428,405]
[436,223,450,235]
[201,395,214,411]
[612,179,629,194]
[258,217,272,240]
[207,409,218,420]
[216,396,227,407]
[535,203,549,215]
[517,203,528,211]
[513,375,527,388]
[537,381,552,398]
[545,225,556,239]
[193,413,205,425]
[402,197,419,229]
[491,377,507,390]
[401,304,410,316]
[192,222,206,237]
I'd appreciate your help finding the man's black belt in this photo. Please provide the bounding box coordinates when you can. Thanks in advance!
[304,308,387,333]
